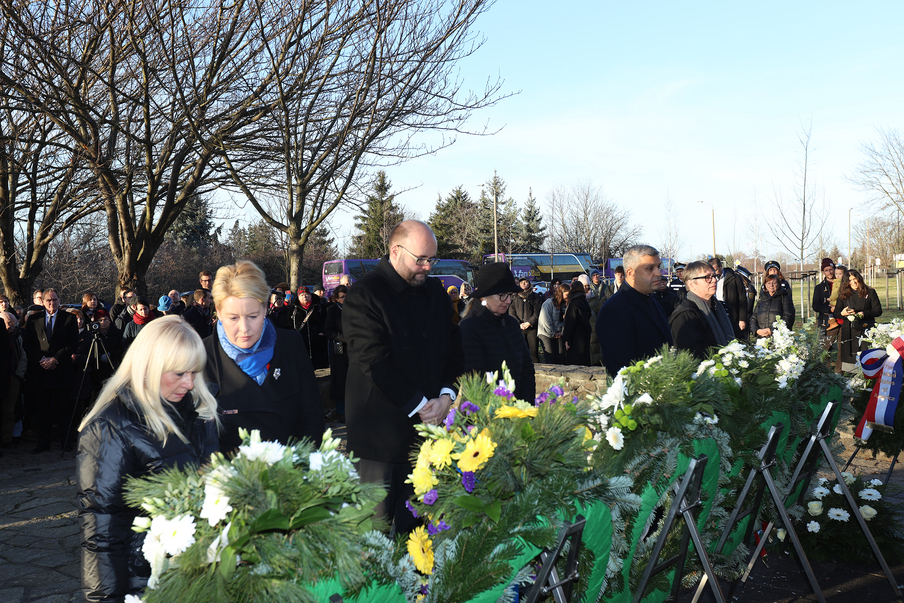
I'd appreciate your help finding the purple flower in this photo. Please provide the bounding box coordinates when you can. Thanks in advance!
[534,392,549,406]
[443,408,458,430]
[405,500,419,518]
[466,425,475,434]
[460,400,480,415]
[423,489,438,505]
[428,519,451,536]
[419,584,429,596]
[462,471,476,493]
[572,396,578,404]
[494,386,514,399]
[550,385,564,398]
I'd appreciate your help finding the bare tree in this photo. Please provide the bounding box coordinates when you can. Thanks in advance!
[545,181,641,264]
[658,192,684,266]
[771,122,827,271]
[0,0,318,291]
[851,127,904,216]
[217,0,508,288]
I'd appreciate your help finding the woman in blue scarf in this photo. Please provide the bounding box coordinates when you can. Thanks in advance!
[202,260,324,452]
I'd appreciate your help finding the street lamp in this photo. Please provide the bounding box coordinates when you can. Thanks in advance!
[698,200,716,258]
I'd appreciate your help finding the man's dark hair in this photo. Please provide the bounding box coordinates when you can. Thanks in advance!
[708,257,723,269]
[614,266,625,275]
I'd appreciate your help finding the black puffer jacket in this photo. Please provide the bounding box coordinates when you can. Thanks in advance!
[77,393,218,602]
[460,304,535,402]
[750,288,795,334]
[562,292,592,366]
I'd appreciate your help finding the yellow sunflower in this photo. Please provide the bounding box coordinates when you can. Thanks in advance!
[494,404,539,419]
[427,437,455,469]
[453,427,497,473]
[407,526,434,574]
[407,459,439,495]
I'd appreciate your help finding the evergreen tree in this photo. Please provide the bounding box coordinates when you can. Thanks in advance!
[226,220,248,257]
[167,195,220,248]
[302,225,340,285]
[476,172,518,260]
[429,186,478,259]
[514,188,546,253]
[350,171,404,258]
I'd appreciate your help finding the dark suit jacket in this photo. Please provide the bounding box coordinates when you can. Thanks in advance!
[717,268,749,339]
[23,310,79,390]
[343,256,463,464]
[669,298,730,360]
[203,328,324,453]
[597,283,673,376]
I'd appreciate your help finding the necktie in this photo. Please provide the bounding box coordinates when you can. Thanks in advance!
[47,314,54,336]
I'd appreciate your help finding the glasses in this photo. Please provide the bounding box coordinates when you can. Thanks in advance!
[690,274,716,283]
[397,245,439,266]
[496,293,514,302]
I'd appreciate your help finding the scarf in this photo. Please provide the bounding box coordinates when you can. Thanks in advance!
[216,318,277,385]
[299,297,313,310]
[133,311,154,326]
[687,291,732,346]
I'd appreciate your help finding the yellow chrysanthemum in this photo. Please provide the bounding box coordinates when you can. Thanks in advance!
[494,404,538,419]
[407,460,439,496]
[453,427,497,473]
[416,440,434,466]
[427,437,455,469]
[407,526,434,575]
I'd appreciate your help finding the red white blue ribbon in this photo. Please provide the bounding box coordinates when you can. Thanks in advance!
[855,337,904,440]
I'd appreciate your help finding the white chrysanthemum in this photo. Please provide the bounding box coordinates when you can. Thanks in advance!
[206,522,232,564]
[605,426,624,450]
[841,472,855,485]
[807,501,823,516]
[734,377,743,386]
[870,478,883,487]
[150,514,197,557]
[643,356,663,368]
[597,414,609,430]
[237,440,287,465]
[599,374,627,411]
[828,508,851,522]
[859,488,882,501]
[634,392,653,405]
[142,531,167,589]
[807,521,820,533]
[125,595,144,603]
[818,477,828,486]
[738,360,749,368]
[693,359,715,379]
[200,483,233,527]
[811,486,830,500]
[860,505,878,521]
[776,528,787,541]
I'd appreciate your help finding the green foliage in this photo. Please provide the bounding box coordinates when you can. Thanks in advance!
[350,171,404,258]
[167,195,220,249]
[429,186,478,260]
[513,188,546,253]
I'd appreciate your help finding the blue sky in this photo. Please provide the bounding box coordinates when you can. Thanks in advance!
[328,1,904,265]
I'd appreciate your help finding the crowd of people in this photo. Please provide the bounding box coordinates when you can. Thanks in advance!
[0,217,878,602]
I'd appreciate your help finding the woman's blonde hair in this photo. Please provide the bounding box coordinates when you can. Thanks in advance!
[211,260,270,309]
[79,315,219,443]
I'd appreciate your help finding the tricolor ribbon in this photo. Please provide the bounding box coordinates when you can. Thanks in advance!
[855,337,904,440]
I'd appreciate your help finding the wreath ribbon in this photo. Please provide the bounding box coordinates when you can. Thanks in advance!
[856,336,904,440]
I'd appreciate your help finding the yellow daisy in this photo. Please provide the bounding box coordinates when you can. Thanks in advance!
[407,460,439,495]
[454,427,497,473]
[416,440,434,467]
[427,437,455,470]
[494,404,539,419]
[407,526,434,575]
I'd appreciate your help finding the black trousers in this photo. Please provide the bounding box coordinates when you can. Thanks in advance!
[356,457,420,536]
[32,387,76,445]
[523,328,540,364]
[539,334,564,365]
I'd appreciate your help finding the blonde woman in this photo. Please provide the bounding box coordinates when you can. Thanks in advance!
[204,260,324,452]
[76,315,219,602]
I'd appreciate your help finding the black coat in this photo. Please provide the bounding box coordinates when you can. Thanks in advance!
[834,289,883,365]
[77,394,218,603]
[203,328,325,453]
[183,304,212,339]
[343,256,462,464]
[460,304,535,402]
[750,288,795,334]
[812,278,834,327]
[562,292,592,366]
[23,309,79,391]
[652,288,681,319]
[509,290,542,330]
[597,283,673,376]
[717,268,749,339]
[669,297,731,360]
[289,299,329,369]
[323,303,348,401]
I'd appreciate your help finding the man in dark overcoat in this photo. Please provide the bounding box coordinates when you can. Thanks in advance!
[597,245,673,376]
[343,220,462,535]
[709,257,749,340]
[23,288,79,453]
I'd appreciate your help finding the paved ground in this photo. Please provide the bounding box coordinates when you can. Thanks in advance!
[1,426,902,603]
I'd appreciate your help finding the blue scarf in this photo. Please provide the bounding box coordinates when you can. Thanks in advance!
[216,318,276,385]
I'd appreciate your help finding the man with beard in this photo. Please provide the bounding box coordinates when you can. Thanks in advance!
[343,220,462,535]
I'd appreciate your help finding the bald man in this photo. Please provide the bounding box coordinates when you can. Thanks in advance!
[343,220,462,535]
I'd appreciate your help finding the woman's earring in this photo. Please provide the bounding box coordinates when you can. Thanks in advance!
[481,299,487,306]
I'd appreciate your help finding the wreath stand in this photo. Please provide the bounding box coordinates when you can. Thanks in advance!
[633,455,727,603]
[523,516,586,603]
[690,422,825,603]
[843,446,902,487]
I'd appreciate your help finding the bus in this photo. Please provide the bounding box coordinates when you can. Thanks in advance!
[603,257,673,278]
[482,253,596,283]
[322,258,476,296]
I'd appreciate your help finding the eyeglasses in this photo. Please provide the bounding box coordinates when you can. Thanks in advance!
[690,274,716,283]
[397,245,439,266]
[496,293,514,302]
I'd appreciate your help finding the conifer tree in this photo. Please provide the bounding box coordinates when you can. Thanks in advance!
[350,171,404,258]
[429,186,479,259]
[514,188,546,253]
[477,172,519,260]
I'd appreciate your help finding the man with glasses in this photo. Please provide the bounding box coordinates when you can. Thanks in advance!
[670,261,735,359]
[110,286,135,323]
[199,270,213,291]
[343,220,462,536]
[597,244,672,376]
[708,257,749,341]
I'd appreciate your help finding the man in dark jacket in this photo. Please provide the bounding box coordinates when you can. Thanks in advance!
[597,245,673,376]
[670,261,734,359]
[343,220,462,535]
[23,288,79,452]
[182,289,213,338]
[510,277,542,363]
[709,258,749,341]
[668,262,687,302]
[812,257,836,341]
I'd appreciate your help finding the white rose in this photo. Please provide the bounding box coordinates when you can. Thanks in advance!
[807,501,823,516]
